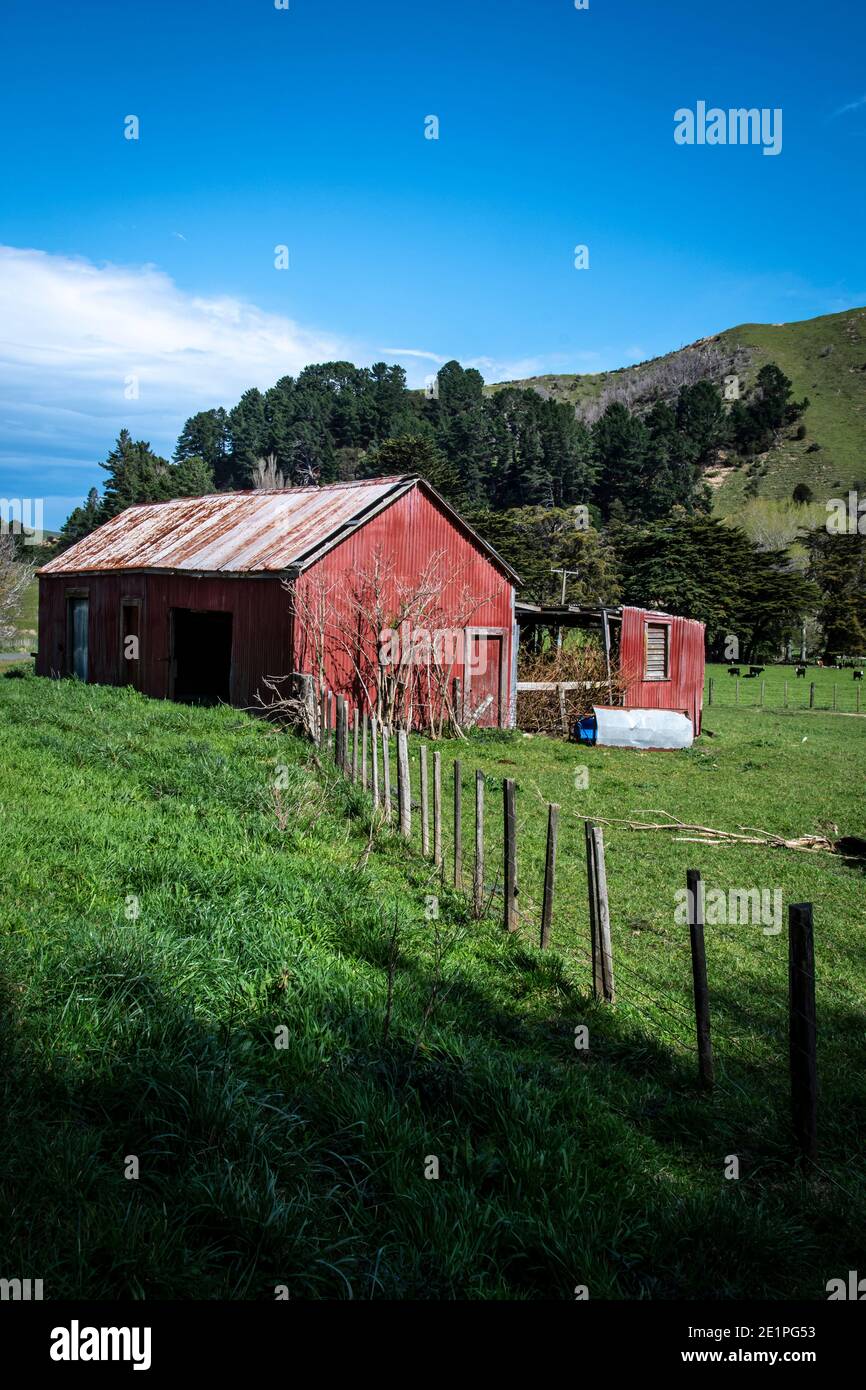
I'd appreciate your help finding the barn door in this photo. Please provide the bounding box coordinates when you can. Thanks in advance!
[67,597,89,681]
[464,629,505,727]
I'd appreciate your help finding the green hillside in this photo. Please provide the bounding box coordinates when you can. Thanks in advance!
[490,307,866,517]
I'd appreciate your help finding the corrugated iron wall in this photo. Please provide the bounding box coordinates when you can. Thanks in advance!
[37,572,293,709]
[619,605,706,733]
[294,485,514,728]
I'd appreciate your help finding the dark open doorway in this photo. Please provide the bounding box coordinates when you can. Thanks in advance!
[170,608,233,705]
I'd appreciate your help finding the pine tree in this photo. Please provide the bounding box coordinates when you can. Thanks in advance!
[99,431,172,520]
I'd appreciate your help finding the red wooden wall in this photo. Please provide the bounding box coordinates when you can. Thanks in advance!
[36,572,293,710]
[619,605,706,733]
[292,485,514,728]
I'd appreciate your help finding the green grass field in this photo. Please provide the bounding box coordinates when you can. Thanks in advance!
[1,669,864,1300]
[705,660,865,713]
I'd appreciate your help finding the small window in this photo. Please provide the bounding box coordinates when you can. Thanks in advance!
[644,622,669,681]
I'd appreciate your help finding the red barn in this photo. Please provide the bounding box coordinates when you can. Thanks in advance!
[36,476,519,730]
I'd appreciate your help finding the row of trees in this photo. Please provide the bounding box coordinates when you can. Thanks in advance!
[465,506,864,663]
[59,360,806,548]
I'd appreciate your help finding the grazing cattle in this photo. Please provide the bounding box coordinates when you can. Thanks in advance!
[854,670,863,682]
[795,666,807,678]
[727,667,740,677]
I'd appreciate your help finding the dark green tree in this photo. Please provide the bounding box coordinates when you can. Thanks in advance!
[614,515,816,659]
[99,430,173,519]
[807,530,866,657]
[174,408,231,485]
[362,434,463,503]
[57,487,102,551]
[467,506,620,606]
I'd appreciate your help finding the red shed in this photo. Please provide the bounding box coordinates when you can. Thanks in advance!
[36,476,519,730]
[618,606,705,734]
[515,601,705,737]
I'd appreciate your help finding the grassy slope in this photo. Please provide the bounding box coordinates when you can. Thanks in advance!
[489,307,866,515]
[1,672,864,1300]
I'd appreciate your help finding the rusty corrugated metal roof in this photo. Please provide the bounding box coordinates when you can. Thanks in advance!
[39,478,414,576]
[40,475,522,583]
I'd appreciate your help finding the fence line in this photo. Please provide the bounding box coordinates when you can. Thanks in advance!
[315,698,825,1164]
[707,673,863,714]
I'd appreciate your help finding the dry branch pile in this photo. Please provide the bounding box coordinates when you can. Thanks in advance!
[516,644,626,735]
[568,808,861,858]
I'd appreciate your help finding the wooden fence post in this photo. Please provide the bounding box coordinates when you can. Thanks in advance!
[833,683,837,712]
[591,825,614,1002]
[558,684,568,736]
[708,677,714,708]
[686,868,714,1089]
[540,802,559,949]
[433,750,442,868]
[334,696,345,770]
[371,714,380,808]
[397,730,411,838]
[318,686,327,747]
[735,677,740,705]
[473,769,485,918]
[760,679,765,708]
[453,760,462,889]
[503,778,517,932]
[382,727,392,822]
[362,712,369,790]
[585,821,602,997]
[789,902,817,1163]
[352,709,359,782]
[784,679,788,709]
[420,744,430,856]
[858,684,862,715]
[341,699,350,773]
[809,681,815,709]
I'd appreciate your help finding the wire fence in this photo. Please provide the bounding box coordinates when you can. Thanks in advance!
[312,691,862,1191]
[706,670,864,714]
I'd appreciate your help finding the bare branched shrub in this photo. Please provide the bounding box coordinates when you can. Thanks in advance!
[0,536,33,649]
[578,342,752,425]
[517,640,627,734]
[290,545,497,737]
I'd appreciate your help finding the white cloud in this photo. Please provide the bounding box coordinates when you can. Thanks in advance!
[830,94,866,119]
[0,245,360,522]
[0,245,349,413]
[381,346,446,363]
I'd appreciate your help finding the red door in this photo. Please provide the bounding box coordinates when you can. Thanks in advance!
[464,630,504,727]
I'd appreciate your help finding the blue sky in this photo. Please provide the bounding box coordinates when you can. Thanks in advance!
[1,0,864,527]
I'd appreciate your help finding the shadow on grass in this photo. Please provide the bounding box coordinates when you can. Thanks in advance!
[2,920,865,1302]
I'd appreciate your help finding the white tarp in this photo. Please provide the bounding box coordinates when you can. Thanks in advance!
[594,706,694,750]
